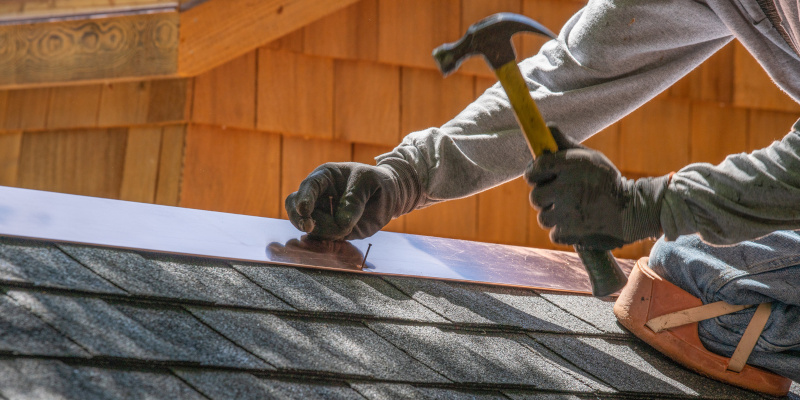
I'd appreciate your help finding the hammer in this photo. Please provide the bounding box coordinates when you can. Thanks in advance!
[432,13,627,297]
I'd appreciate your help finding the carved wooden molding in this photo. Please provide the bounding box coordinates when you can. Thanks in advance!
[0,12,179,88]
[0,0,360,88]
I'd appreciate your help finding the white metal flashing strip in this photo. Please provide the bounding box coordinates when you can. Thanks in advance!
[0,186,632,294]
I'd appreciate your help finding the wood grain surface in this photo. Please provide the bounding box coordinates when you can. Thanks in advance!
[333,60,400,146]
[0,1,177,22]
[0,12,179,87]
[377,0,461,69]
[17,128,127,199]
[303,0,378,61]
[0,131,22,187]
[192,51,257,130]
[257,49,333,137]
[689,101,747,165]
[155,124,186,206]
[181,124,282,218]
[120,126,163,203]
[178,0,360,76]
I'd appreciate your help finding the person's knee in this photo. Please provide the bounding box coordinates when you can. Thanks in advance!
[648,234,712,299]
[649,235,705,274]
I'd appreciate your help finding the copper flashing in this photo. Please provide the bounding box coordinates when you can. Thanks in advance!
[0,186,632,294]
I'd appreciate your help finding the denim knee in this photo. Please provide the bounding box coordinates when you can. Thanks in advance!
[648,235,711,300]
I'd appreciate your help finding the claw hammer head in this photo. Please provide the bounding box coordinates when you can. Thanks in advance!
[432,12,556,76]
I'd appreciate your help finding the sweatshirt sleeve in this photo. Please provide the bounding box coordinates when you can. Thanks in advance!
[662,121,800,245]
[376,0,733,211]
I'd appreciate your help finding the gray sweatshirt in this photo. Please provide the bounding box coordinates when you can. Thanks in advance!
[376,0,800,245]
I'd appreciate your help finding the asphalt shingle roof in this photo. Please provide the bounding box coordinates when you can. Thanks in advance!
[0,235,797,399]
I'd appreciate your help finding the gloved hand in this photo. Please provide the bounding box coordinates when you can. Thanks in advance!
[525,127,671,251]
[285,161,419,241]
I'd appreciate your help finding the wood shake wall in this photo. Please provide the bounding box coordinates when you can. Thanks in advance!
[1,0,798,260]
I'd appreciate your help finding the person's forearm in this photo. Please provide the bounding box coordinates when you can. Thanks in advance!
[662,122,800,244]
[377,0,732,211]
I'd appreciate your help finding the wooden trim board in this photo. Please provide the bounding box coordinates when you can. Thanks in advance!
[0,185,633,294]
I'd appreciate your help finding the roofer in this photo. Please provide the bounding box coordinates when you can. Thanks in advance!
[285,0,800,390]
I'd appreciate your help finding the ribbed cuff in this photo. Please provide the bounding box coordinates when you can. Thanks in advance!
[377,158,424,218]
[622,174,672,242]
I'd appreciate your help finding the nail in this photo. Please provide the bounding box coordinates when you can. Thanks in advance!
[361,243,372,268]
[329,195,334,217]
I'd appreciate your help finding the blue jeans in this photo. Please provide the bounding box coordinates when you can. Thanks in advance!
[649,231,800,381]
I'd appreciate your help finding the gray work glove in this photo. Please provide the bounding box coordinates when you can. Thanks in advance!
[525,127,671,251]
[285,161,420,241]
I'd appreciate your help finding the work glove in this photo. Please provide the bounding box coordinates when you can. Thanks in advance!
[285,161,419,241]
[525,127,671,251]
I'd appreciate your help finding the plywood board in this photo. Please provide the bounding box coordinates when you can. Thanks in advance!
[280,136,352,219]
[17,128,127,199]
[0,185,634,295]
[154,124,185,206]
[689,101,747,165]
[333,60,400,146]
[46,85,102,129]
[747,109,800,151]
[401,68,475,133]
[178,0,360,76]
[0,12,179,88]
[181,124,282,218]
[257,49,334,138]
[192,51,256,130]
[619,98,690,176]
[119,127,163,203]
[0,131,22,187]
[377,0,461,69]
[303,0,378,61]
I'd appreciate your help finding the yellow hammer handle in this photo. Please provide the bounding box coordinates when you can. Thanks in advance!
[494,61,558,157]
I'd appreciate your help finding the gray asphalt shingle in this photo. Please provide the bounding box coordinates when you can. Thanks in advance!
[536,291,627,335]
[175,370,360,400]
[8,291,269,369]
[59,244,291,310]
[234,263,446,322]
[502,393,584,400]
[366,322,594,391]
[384,276,600,334]
[187,307,447,383]
[0,236,792,399]
[535,335,763,399]
[0,238,122,294]
[350,383,509,399]
[0,358,205,400]
[0,294,88,358]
